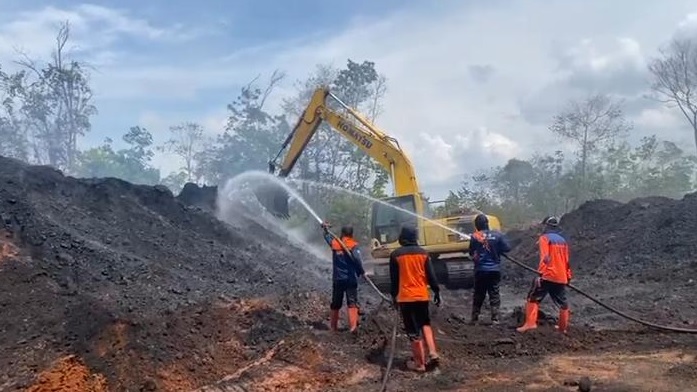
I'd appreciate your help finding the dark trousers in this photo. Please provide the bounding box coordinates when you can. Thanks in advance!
[472,271,501,316]
[399,301,431,340]
[330,280,358,310]
[527,278,569,309]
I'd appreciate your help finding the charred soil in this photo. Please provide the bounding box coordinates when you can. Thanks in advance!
[0,156,331,391]
[505,192,697,328]
[2,155,697,391]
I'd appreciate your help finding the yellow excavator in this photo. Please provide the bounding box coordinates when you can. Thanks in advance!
[259,86,501,292]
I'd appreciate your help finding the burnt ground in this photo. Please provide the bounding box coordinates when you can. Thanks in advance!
[1,155,697,391]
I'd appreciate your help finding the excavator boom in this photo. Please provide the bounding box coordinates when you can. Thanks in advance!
[263,86,422,218]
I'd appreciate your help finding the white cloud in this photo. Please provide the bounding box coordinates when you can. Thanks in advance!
[676,12,697,38]
[221,0,695,197]
[0,4,199,70]
[2,1,697,198]
[636,106,686,130]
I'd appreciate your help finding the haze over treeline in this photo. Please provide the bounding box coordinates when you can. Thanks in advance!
[1,21,696,231]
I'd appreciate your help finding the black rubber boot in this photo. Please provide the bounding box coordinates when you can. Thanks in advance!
[469,311,479,325]
[491,307,500,325]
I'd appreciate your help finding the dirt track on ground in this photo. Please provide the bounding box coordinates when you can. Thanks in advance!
[1,155,697,391]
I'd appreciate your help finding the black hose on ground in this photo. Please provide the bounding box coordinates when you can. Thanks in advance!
[502,254,697,334]
[379,323,398,392]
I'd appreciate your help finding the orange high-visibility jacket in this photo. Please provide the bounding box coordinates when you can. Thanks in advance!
[538,231,572,284]
[389,244,439,303]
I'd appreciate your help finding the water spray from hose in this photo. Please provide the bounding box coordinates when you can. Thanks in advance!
[288,178,472,240]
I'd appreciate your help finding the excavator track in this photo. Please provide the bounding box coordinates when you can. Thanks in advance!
[441,259,474,290]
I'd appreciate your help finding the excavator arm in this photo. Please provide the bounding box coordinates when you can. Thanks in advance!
[262,86,428,223]
[269,86,420,197]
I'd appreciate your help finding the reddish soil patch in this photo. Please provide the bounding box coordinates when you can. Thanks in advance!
[25,355,107,392]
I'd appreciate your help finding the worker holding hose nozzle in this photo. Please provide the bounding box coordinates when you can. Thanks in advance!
[517,216,572,334]
[468,213,512,325]
[389,224,441,372]
[321,223,365,333]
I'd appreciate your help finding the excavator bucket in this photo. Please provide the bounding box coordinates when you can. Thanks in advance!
[253,181,290,219]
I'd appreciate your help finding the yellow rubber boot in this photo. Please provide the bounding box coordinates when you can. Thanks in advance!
[516,301,539,333]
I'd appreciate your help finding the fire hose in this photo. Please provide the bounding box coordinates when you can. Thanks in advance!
[325,228,697,392]
[501,254,697,334]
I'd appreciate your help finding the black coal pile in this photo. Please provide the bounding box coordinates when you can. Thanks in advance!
[0,156,331,390]
[504,191,697,327]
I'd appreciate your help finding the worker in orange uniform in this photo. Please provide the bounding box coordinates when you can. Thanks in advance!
[321,223,364,333]
[389,224,442,372]
[517,216,572,333]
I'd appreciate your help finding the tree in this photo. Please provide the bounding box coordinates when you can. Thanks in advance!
[199,71,288,184]
[276,60,390,242]
[75,126,160,185]
[495,159,535,202]
[647,37,697,153]
[9,21,97,170]
[331,60,387,192]
[280,59,388,192]
[526,151,566,216]
[0,66,27,159]
[160,122,208,183]
[549,93,632,202]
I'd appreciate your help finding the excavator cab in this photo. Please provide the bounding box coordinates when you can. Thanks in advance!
[371,195,419,246]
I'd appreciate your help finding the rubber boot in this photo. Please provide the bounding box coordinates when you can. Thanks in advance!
[422,325,440,368]
[329,309,339,332]
[516,301,539,333]
[406,340,426,372]
[347,306,359,333]
[491,307,500,325]
[556,308,570,333]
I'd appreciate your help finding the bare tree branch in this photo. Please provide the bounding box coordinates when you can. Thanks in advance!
[549,93,633,201]
[259,69,286,110]
[647,37,697,153]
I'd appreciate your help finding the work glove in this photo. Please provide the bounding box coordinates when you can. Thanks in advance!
[433,291,442,307]
[320,222,330,232]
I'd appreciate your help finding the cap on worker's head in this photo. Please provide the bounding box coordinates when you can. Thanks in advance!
[398,224,418,245]
[542,215,560,227]
[474,214,489,231]
[340,225,353,237]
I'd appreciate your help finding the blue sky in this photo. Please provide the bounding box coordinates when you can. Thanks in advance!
[0,0,696,198]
